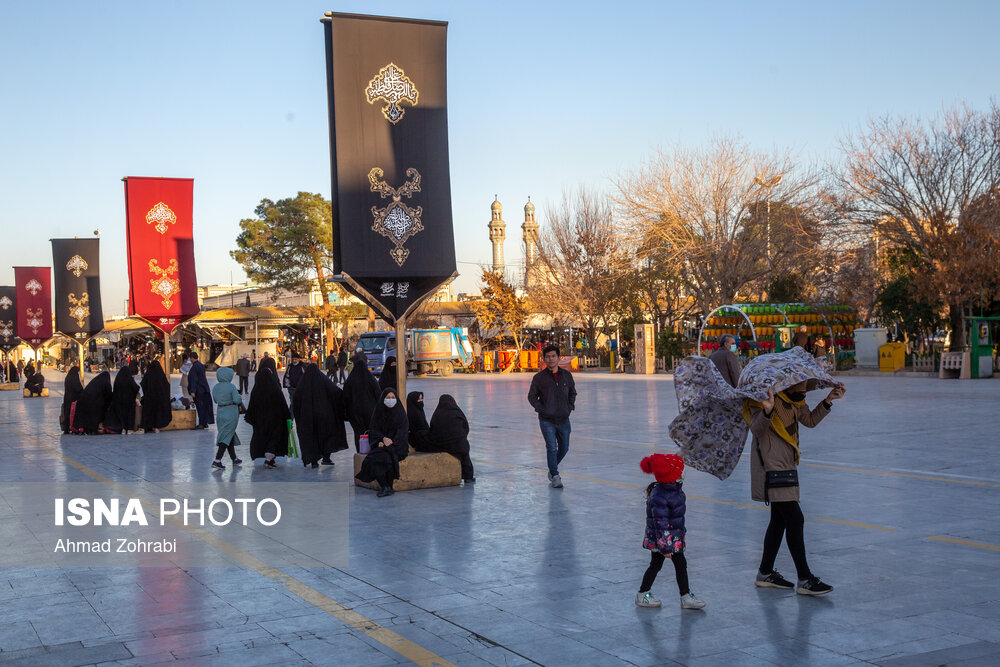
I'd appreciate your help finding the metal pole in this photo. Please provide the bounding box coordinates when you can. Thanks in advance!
[254,318,259,367]
[78,341,85,377]
[163,331,171,377]
[395,317,406,407]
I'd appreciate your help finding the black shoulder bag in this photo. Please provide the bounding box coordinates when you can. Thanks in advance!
[756,436,798,505]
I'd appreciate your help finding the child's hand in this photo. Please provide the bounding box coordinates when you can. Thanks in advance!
[761,389,775,414]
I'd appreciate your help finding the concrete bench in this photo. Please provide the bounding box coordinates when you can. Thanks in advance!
[0,382,19,391]
[23,388,49,397]
[939,350,970,379]
[135,407,198,431]
[353,449,461,492]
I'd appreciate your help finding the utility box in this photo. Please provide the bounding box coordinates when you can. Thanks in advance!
[967,317,997,378]
[854,328,888,368]
[776,326,796,352]
[634,323,656,375]
[879,342,906,372]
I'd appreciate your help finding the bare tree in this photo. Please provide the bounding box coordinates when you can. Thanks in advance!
[533,189,629,350]
[616,137,827,314]
[835,104,1000,339]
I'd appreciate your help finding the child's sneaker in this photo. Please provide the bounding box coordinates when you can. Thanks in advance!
[796,577,833,596]
[635,591,661,608]
[211,461,224,470]
[680,593,706,609]
[756,569,794,589]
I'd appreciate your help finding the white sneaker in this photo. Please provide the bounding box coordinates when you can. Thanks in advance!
[681,593,706,610]
[635,592,661,608]
[550,475,563,488]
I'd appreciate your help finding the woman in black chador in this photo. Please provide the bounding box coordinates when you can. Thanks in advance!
[245,365,290,468]
[355,388,409,496]
[429,394,476,483]
[75,371,113,435]
[407,391,433,451]
[291,364,348,468]
[139,360,172,433]
[342,352,380,451]
[105,364,140,434]
[60,366,84,433]
[379,356,398,393]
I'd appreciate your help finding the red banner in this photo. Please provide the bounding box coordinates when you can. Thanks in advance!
[14,267,53,349]
[124,177,198,334]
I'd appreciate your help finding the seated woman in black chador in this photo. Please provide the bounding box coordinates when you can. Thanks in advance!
[75,371,113,435]
[61,366,84,433]
[429,394,475,483]
[24,368,45,396]
[104,364,140,434]
[355,388,409,497]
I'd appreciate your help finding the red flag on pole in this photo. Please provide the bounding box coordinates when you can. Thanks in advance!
[14,267,53,349]
[123,177,199,334]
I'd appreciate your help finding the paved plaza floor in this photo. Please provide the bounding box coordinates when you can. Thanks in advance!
[0,370,998,666]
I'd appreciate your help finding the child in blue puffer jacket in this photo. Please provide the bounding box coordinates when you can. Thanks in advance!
[637,453,706,610]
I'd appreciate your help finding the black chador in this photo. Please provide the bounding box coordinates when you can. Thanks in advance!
[245,366,290,461]
[342,352,380,451]
[105,364,140,434]
[139,361,173,431]
[355,388,409,495]
[75,371,113,435]
[291,364,348,467]
[61,367,84,433]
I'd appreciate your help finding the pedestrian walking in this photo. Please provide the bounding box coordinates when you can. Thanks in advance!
[747,380,845,595]
[324,350,338,380]
[210,367,243,470]
[792,325,811,351]
[282,352,304,405]
[235,354,251,395]
[343,352,380,451]
[291,364,348,468]
[527,344,576,488]
[710,334,741,388]
[187,352,214,429]
[636,453,706,610]
[336,345,349,384]
[250,349,257,372]
[244,364,289,468]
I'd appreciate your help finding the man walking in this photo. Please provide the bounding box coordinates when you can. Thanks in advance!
[336,344,349,384]
[187,352,214,429]
[710,334,741,388]
[235,353,251,395]
[528,345,577,488]
[283,352,304,405]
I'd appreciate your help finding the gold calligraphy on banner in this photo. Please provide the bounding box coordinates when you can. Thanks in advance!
[148,259,180,309]
[68,292,90,328]
[26,308,44,335]
[146,202,177,235]
[25,279,42,296]
[368,167,424,267]
[365,63,419,124]
[66,255,88,277]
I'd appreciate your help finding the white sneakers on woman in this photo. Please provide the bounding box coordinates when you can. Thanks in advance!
[635,592,706,610]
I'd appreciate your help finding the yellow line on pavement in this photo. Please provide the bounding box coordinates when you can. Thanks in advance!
[926,535,1000,552]
[801,462,1000,488]
[475,459,897,532]
[5,425,455,667]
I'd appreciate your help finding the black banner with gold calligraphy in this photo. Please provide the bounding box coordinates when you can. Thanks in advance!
[0,286,19,352]
[51,238,104,341]
[323,12,456,322]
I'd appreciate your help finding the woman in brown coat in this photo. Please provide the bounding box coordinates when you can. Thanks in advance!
[746,380,845,596]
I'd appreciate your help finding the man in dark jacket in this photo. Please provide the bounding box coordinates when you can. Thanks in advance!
[324,351,338,379]
[710,335,741,388]
[187,352,214,429]
[527,345,577,488]
[336,345,349,384]
[283,352,304,405]
[235,354,251,395]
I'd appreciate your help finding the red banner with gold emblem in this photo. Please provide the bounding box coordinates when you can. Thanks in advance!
[14,267,53,349]
[124,177,198,334]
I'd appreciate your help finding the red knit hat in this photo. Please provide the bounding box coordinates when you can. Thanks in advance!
[640,453,684,483]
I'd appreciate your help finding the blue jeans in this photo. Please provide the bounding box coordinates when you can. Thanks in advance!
[539,418,571,477]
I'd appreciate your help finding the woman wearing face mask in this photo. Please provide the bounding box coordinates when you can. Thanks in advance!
[355,388,409,496]
[709,334,741,388]
[745,379,845,596]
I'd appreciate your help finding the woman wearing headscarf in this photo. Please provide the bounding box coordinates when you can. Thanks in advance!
[430,394,476,483]
[342,352,380,451]
[379,357,398,393]
[60,366,84,433]
[291,364,348,468]
[75,371,113,435]
[104,364,140,434]
[139,360,173,432]
[355,388,409,496]
[24,367,45,396]
[4,359,18,384]
[179,355,193,396]
[244,365,289,468]
[407,391,433,451]
[210,367,243,470]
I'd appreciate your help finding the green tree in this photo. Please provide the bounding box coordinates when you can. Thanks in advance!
[231,192,343,352]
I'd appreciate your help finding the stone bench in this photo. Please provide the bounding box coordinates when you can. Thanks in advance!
[0,382,19,391]
[353,449,461,492]
[23,388,49,397]
[135,406,198,431]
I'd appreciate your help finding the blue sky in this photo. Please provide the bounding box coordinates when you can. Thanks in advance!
[1,1,997,315]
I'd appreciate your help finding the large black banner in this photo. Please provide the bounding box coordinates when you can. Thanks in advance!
[0,286,19,352]
[51,238,104,341]
[323,12,456,322]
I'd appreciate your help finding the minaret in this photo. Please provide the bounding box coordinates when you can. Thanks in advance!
[488,195,506,274]
[522,197,538,266]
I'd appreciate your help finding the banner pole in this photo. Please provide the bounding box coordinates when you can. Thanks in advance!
[163,331,172,378]
[78,341,85,377]
[396,317,406,408]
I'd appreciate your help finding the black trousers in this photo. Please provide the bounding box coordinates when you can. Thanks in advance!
[759,500,812,580]
[215,443,237,460]
[238,375,249,394]
[639,552,689,596]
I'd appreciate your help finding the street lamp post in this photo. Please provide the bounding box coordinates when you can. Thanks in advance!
[753,173,783,275]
